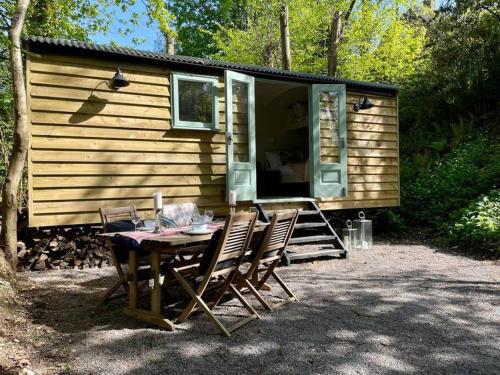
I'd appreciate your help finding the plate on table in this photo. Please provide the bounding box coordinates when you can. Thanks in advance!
[183,230,214,235]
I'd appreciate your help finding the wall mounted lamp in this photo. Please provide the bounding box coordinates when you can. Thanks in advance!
[353,97,374,112]
[111,68,129,90]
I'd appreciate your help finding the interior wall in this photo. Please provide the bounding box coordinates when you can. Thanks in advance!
[255,81,308,165]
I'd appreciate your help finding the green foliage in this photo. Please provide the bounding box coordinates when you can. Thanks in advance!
[338,0,427,83]
[400,1,500,138]
[212,0,281,67]
[211,0,426,83]
[401,137,500,227]
[446,189,500,253]
[168,0,248,57]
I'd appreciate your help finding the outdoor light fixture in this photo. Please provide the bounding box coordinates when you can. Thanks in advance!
[353,96,374,112]
[110,68,129,89]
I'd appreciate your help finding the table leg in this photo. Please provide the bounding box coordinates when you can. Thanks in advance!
[151,250,161,315]
[128,250,138,309]
[124,248,175,331]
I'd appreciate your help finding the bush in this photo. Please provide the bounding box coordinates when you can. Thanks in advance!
[446,190,500,253]
[401,136,500,227]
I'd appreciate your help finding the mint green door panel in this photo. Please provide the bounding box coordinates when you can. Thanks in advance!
[225,70,256,201]
[309,84,348,198]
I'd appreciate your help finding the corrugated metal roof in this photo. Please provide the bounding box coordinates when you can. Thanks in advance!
[23,35,398,94]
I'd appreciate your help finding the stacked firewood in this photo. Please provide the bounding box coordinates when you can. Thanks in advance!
[17,226,112,272]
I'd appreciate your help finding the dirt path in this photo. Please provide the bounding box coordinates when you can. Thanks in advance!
[13,240,500,374]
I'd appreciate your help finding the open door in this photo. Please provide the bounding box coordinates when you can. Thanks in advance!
[309,84,347,198]
[225,70,256,201]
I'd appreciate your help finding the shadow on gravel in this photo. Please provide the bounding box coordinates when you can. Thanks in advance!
[378,234,498,261]
[23,258,500,375]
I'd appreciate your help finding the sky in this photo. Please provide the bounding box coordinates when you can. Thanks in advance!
[91,1,161,51]
[89,0,448,53]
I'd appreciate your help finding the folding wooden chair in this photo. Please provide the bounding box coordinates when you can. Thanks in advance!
[239,210,300,311]
[99,206,138,303]
[171,212,260,337]
[99,206,161,303]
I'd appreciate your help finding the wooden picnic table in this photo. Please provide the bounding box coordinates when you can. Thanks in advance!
[99,222,269,330]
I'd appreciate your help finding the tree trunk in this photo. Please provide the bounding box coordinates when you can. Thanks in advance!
[165,33,175,55]
[0,0,30,271]
[279,2,292,71]
[327,10,342,77]
[327,0,357,77]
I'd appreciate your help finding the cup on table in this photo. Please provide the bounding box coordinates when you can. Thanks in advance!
[191,212,207,233]
[204,210,214,223]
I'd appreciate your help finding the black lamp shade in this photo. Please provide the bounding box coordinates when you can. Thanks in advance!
[360,97,374,110]
[353,97,374,111]
[111,68,129,89]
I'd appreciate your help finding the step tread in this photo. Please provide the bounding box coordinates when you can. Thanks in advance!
[286,249,345,258]
[294,222,327,229]
[265,209,320,217]
[253,197,315,204]
[299,210,320,216]
[289,235,337,245]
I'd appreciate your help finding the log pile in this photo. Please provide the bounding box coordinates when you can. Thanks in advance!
[17,226,112,272]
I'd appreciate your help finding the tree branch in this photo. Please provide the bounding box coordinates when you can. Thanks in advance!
[344,0,357,24]
[0,8,12,29]
[478,5,500,20]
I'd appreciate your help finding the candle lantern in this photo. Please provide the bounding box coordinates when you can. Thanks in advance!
[354,211,372,250]
[153,192,163,232]
[228,190,237,214]
[342,220,359,251]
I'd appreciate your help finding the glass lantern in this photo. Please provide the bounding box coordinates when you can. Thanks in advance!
[354,211,372,250]
[342,220,360,251]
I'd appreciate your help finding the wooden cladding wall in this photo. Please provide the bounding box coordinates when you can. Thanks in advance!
[27,52,399,227]
[28,53,233,226]
[317,93,400,210]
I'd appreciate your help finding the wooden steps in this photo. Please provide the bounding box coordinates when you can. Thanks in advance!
[289,234,336,245]
[294,222,327,229]
[254,199,347,265]
[285,245,346,264]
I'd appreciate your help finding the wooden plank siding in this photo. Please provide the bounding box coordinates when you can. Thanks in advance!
[317,93,400,210]
[27,52,399,227]
[28,53,233,226]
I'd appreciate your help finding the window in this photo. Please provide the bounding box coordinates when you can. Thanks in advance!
[171,73,219,130]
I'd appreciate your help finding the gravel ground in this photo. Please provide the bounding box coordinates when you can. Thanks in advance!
[23,240,499,375]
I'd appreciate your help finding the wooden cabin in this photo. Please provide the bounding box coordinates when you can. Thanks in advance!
[24,36,399,229]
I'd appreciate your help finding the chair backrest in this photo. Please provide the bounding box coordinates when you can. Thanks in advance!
[162,203,199,227]
[99,206,138,232]
[204,212,257,278]
[247,210,299,276]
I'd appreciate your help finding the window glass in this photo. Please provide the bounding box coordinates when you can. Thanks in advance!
[319,91,340,163]
[172,73,219,130]
[178,80,213,123]
[232,80,249,162]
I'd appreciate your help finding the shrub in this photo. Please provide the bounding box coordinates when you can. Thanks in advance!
[401,136,500,227]
[446,190,500,253]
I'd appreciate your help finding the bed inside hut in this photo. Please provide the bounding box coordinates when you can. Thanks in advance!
[255,79,310,198]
